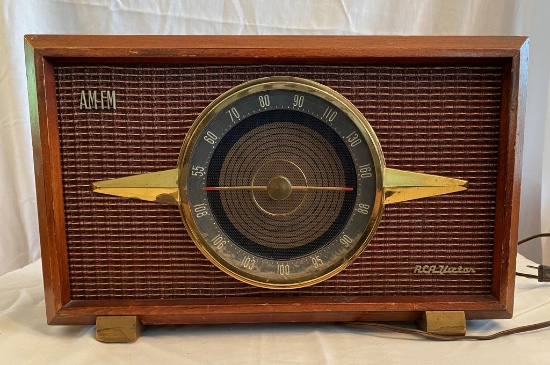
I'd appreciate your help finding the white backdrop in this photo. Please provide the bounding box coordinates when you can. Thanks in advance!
[1,0,549,275]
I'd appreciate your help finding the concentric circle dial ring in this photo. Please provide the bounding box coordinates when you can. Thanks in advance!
[179,77,384,289]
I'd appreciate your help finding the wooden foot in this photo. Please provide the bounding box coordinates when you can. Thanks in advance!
[417,311,466,336]
[96,316,142,343]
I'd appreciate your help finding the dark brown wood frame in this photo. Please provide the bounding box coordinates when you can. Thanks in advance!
[24,35,528,325]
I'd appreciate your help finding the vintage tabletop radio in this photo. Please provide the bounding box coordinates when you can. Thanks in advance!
[25,35,527,341]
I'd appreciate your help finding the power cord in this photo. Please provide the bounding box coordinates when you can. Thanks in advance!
[518,232,550,245]
[517,232,550,282]
[343,233,550,340]
[343,320,550,341]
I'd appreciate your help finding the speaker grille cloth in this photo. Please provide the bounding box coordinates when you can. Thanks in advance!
[54,64,502,300]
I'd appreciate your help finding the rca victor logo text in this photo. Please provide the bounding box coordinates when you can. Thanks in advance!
[79,90,116,110]
[414,265,476,275]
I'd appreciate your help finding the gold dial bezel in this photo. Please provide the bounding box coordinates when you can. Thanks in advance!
[177,76,385,289]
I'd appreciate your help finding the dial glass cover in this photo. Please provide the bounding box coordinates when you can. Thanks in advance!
[180,77,384,288]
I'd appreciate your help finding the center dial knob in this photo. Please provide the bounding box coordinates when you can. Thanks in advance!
[267,176,292,201]
[252,159,307,215]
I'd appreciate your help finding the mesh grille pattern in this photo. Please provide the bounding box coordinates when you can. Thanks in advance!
[210,115,355,259]
[218,124,346,249]
[54,64,502,299]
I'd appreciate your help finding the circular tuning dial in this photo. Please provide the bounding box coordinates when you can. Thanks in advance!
[92,76,468,289]
[180,77,384,288]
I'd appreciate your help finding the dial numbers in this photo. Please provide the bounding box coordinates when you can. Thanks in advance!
[181,77,384,288]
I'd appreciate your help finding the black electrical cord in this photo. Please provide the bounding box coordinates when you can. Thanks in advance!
[518,232,550,245]
[343,233,550,341]
[343,320,550,341]
[516,233,550,282]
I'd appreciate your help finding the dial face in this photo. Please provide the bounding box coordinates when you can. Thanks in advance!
[179,77,384,288]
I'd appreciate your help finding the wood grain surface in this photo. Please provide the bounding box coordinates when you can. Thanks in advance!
[24,35,528,325]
